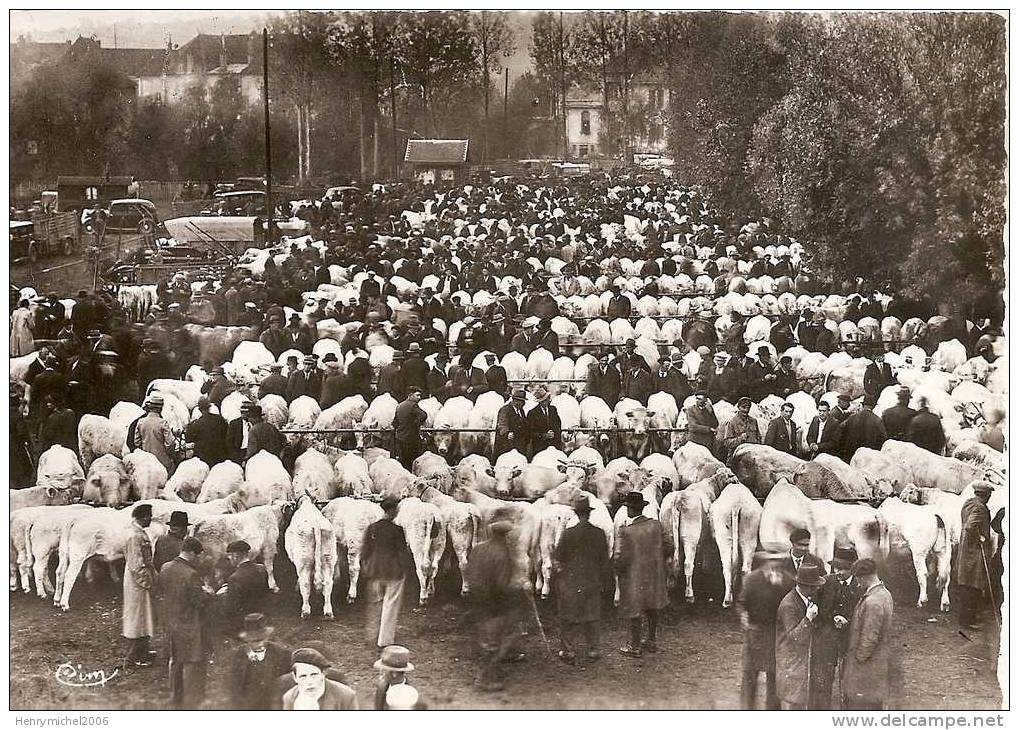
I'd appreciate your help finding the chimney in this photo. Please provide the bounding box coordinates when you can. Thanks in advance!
[219,33,227,70]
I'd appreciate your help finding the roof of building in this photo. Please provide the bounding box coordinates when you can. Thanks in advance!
[102,47,168,77]
[404,139,469,165]
[57,175,134,187]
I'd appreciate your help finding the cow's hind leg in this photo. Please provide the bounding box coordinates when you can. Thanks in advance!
[297,566,312,619]
[321,561,335,619]
[910,545,930,609]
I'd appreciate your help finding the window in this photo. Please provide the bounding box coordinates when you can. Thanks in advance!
[580,110,591,136]
[578,144,590,159]
[85,186,99,201]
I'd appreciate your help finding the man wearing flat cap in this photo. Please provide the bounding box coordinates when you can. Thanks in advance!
[283,648,358,710]
[553,494,610,665]
[615,491,668,658]
[841,559,895,710]
[956,482,996,630]
[123,503,157,667]
[219,540,270,631]
[510,317,540,357]
[202,365,237,407]
[717,396,763,462]
[159,536,214,709]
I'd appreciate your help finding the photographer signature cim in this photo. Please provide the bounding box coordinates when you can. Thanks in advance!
[55,663,119,688]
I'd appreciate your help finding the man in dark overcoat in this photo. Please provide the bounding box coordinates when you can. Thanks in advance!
[615,492,668,657]
[524,387,562,459]
[586,352,622,405]
[217,540,270,632]
[956,482,995,629]
[494,389,529,457]
[228,614,293,711]
[841,559,895,710]
[775,564,826,710]
[159,537,213,709]
[553,494,610,664]
[809,547,859,709]
[738,552,795,710]
[392,388,427,470]
[684,391,719,453]
[836,395,887,462]
[906,396,946,455]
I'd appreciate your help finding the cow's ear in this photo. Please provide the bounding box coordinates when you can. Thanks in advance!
[485,467,495,477]
[45,486,58,498]
[625,411,634,418]
[646,411,656,418]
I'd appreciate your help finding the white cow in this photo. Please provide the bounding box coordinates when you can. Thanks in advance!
[284,497,337,619]
[322,497,384,603]
[878,497,952,611]
[709,481,764,608]
[395,497,447,605]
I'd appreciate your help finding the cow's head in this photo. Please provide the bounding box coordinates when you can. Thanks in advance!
[493,465,522,497]
[432,428,455,457]
[625,408,657,435]
[558,459,595,487]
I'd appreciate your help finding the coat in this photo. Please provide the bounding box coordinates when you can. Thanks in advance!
[842,582,894,705]
[228,641,294,711]
[717,413,762,461]
[863,362,896,399]
[806,416,840,458]
[764,416,799,456]
[361,518,414,582]
[246,421,285,461]
[613,516,668,618]
[652,368,692,405]
[134,412,176,472]
[837,409,887,462]
[621,367,654,405]
[524,404,562,458]
[880,405,917,442]
[907,410,946,455]
[956,497,991,590]
[586,364,622,406]
[775,589,812,706]
[282,679,359,710]
[186,413,228,466]
[392,400,427,451]
[10,308,35,357]
[739,567,795,671]
[158,556,210,662]
[153,532,184,571]
[221,560,270,629]
[494,403,528,457]
[123,522,156,639]
[553,521,610,623]
[285,370,322,403]
[685,403,719,451]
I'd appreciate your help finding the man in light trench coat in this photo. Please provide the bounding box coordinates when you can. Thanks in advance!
[123,503,158,666]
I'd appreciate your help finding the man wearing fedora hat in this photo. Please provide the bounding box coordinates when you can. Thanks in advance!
[133,394,176,472]
[586,351,622,406]
[524,386,561,459]
[153,511,190,571]
[202,366,236,407]
[510,316,541,357]
[615,491,668,657]
[159,536,214,709]
[841,559,895,710]
[227,614,293,710]
[373,646,427,710]
[283,648,358,710]
[775,563,827,710]
[809,546,860,709]
[684,390,719,453]
[494,389,529,457]
[378,350,408,401]
[401,342,429,394]
[553,494,610,665]
[123,503,158,668]
[186,396,229,466]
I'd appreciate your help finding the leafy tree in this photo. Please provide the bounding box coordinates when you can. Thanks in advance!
[471,11,516,161]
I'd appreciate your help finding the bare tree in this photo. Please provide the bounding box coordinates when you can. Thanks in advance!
[471,11,515,162]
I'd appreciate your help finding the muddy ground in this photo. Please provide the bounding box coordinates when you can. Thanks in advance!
[9,555,1003,711]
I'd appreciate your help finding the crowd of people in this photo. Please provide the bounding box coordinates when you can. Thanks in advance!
[9,175,1004,710]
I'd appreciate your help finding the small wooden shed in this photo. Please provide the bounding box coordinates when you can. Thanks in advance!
[403,139,469,185]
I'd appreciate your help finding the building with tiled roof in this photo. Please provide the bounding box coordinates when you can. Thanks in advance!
[404,139,470,184]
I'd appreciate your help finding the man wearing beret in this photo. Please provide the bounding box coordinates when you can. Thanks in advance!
[283,648,358,710]
[956,482,996,630]
[841,559,895,710]
[159,536,214,709]
[218,540,270,632]
[717,396,762,462]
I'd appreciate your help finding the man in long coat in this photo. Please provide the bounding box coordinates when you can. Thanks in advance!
[159,537,213,709]
[837,395,887,462]
[586,353,622,405]
[524,387,562,459]
[956,482,995,629]
[775,564,826,710]
[134,395,176,472]
[684,391,719,453]
[553,495,610,664]
[615,492,668,657]
[841,559,895,710]
[494,389,529,457]
[392,388,427,470]
[123,503,157,667]
[880,388,916,442]
[810,547,859,709]
[907,397,946,455]
[739,552,795,710]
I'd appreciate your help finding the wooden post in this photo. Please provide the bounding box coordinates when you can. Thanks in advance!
[263,29,274,245]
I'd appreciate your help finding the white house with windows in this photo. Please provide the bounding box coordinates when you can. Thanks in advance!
[564,73,670,161]
[565,86,603,160]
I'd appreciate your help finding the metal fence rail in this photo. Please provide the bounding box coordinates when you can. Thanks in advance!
[280,426,691,435]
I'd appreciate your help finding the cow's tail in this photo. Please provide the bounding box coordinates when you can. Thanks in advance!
[730,502,740,576]
[313,525,327,592]
[933,513,947,554]
[874,510,891,563]
[469,508,481,550]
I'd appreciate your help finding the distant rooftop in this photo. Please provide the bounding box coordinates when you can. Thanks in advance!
[405,139,470,165]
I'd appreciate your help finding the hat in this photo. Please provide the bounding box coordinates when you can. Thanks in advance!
[227,540,251,555]
[239,612,275,642]
[533,386,550,402]
[830,546,858,569]
[239,400,255,412]
[393,350,405,359]
[407,343,421,353]
[244,302,257,310]
[374,645,415,673]
[837,393,850,402]
[168,511,190,529]
[131,504,153,519]
[757,344,770,354]
[851,558,877,578]
[291,648,332,671]
[380,496,401,512]
[625,338,637,347]
[303,354,318,363]
[211,366,224,375]
[622,491,648,510]
[489,520,514,535]
[145,394,164,409]
[522,316,540,328]
[322,353,338,363]
[571,494,593,514]
[736,396,753,408]
[98,350,118,359]
[795,564,826,587]
[510,388,526,401]
[973,482,995,496]
[87,329,102,339]
[181,536,204,554]
[268,363,283,371]
[789,528,811,543]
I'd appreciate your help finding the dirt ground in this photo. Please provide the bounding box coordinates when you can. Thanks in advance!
[10,233,145,294]
[8,557,1003,711]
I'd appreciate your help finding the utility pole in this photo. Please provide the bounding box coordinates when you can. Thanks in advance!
[503,68,509,160]
[390,59,398,179]
[558,12,567,161]
[263,28,274,245]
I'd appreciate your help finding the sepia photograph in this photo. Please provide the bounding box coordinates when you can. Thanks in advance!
[6,7,1007,715]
